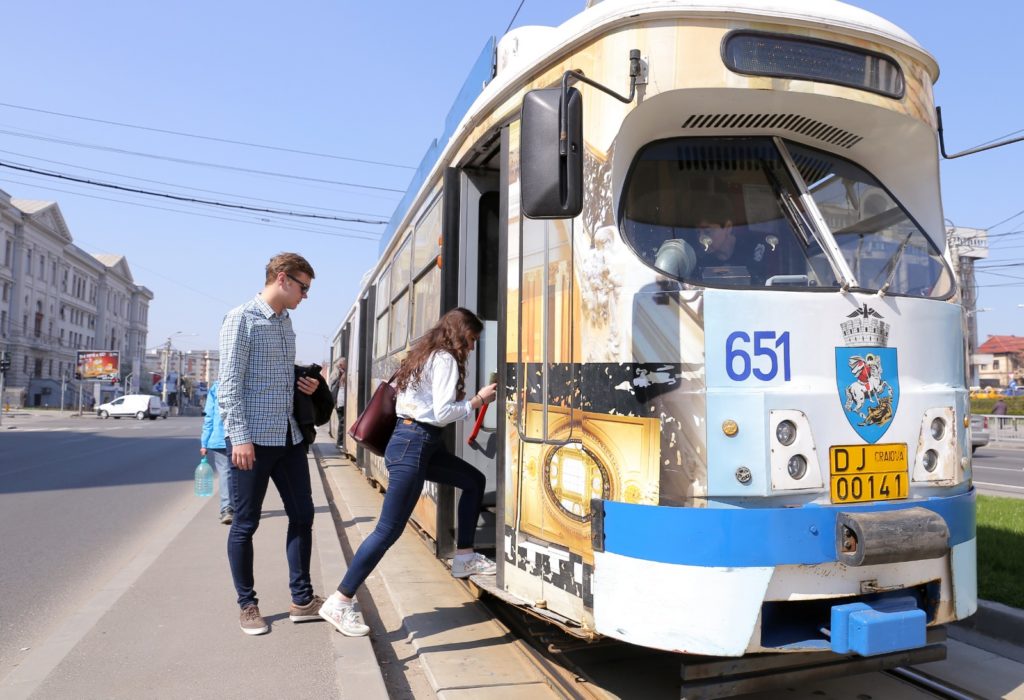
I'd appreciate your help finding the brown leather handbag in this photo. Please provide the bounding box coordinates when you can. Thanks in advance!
[348,375,397,456]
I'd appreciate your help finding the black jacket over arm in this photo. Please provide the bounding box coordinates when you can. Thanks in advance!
[293,366,333,450]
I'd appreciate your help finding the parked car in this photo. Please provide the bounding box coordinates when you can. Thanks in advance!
[155,400,170,419]
[970,415,990,454]
[96,394,162,420]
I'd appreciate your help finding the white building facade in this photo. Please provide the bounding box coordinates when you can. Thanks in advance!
[0,190,153,407]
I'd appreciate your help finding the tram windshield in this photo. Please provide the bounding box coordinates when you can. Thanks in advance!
[786,142,954,297]
[620,137,952,297]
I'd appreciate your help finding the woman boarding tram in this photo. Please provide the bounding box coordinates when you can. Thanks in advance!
[319,308,498,636]
[331,0,1024,670]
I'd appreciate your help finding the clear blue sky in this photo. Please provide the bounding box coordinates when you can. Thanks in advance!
[2,0,1021,362]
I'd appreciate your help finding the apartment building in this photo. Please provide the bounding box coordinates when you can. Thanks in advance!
[0,189,153,407]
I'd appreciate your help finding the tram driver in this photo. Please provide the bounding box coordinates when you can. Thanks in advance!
[652,193,783,287]
[691,194,781,286]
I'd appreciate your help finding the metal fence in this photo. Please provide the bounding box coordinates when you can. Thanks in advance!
[978,414,1024,443]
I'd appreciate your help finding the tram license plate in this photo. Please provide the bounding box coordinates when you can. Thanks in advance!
[829,443,908,504]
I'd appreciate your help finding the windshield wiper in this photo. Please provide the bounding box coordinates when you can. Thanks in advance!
[877,231,914,296]
[759,159,813,246]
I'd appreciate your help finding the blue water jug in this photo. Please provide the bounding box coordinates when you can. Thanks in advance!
[194,457,214,497]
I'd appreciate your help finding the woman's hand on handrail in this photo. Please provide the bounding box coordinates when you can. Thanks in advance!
[476,383,498,405]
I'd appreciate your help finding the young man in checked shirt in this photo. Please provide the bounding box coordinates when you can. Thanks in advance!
[218,252,324,635]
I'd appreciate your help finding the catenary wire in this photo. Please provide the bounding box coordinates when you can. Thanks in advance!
[0,127,407,194]
[504,0,527,34]
[0,100,416,171]
[0,147,391,219]
[0,175,382,241]
[0,159,390,224]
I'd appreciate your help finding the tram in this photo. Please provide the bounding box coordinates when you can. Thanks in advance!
[330,0,981,662]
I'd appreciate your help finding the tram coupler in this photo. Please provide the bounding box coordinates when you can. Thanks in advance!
[835,507,948,566]
[829,595,926,656]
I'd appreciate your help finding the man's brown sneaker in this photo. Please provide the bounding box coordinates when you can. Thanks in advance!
[240,605,269,635]
[289,594,326,622]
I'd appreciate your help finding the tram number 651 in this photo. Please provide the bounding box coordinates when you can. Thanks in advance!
[726,331,791,382]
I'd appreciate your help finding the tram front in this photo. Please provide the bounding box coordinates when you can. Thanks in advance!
[514,4,974,657]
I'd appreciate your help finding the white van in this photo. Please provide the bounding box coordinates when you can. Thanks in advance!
[96,394,162,420]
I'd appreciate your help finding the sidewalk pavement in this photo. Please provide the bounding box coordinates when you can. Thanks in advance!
[316,440,563,699]
[1,446,387,700]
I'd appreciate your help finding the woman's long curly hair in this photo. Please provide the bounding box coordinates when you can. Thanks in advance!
[394,307,483,399]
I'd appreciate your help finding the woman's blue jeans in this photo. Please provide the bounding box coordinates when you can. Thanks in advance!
[338,420,486,597]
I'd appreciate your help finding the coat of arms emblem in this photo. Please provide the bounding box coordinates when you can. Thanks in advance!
[835,305,899,443]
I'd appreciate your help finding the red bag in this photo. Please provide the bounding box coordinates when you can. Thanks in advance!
[348,375,397,456]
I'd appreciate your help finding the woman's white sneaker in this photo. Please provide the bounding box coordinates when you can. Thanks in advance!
[451,552,497,578]
[318,596,370,637]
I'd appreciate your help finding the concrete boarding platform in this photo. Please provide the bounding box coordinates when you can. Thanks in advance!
[1,447,386,700]
[316,443,562,699]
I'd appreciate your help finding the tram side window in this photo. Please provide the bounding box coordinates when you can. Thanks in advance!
[373,265,391,359]
[410,197,443,341]
[620,137,838,289]
[786,141,954,298]
[375,265,391,315]
[389,291,410,353]
[374,310,389,359]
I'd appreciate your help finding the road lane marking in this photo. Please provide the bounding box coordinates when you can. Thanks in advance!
[974,481,1024,492]
[0,493,207,698]
[973,465,1024,472]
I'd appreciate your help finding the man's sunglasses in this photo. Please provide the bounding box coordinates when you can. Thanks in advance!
[286,273,310,294]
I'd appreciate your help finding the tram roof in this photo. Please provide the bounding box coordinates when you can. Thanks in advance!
[376,0,938,259]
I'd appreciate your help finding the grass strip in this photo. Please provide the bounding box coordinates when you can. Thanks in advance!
[976,494,1024,609]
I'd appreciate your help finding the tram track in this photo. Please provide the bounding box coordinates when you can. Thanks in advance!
[886,667,986,700]
[469,580,992,700]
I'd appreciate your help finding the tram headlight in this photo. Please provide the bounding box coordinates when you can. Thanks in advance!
[787,454,808,480]
[776,420,797,446]
[930,417,946,440]
[922,449,939,473]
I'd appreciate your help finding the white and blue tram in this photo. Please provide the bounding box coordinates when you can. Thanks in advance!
[332,0,978,661]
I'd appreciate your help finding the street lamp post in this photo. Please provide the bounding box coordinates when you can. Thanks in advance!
[158,332,197,409]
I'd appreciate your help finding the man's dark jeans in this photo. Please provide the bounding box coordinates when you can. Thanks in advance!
[338,420,485,598]
[227,436,314,608]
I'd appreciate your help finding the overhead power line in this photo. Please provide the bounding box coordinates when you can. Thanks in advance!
[0,147,390,219]
[0,174,381,241]
[0,127,406,194]
[0,159,390,224]
[0,100,416,171]
[504,0,527,34]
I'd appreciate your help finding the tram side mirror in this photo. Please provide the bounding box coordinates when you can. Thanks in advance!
[520,87,583,219]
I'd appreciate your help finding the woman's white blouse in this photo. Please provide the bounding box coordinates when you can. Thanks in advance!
[395,351,473,426]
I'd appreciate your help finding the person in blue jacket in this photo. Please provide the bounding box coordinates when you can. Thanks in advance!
[201,381,234,524]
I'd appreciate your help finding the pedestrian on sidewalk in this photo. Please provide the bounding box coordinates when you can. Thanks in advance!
[319,307,499,637]
[992,398,1008,415]
[219,252,326,636]
[200,380,234,524]
[330,357,347,450]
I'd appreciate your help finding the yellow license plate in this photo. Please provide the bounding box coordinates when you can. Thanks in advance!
[829,443,908,504]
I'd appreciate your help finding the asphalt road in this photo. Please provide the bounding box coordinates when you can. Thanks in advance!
[973,442,1024,499]
[0,414,201,681]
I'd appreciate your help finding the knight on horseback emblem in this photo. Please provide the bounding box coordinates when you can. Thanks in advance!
[835,305,899,443]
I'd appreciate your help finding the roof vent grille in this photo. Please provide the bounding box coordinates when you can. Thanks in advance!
[681,113,863,149]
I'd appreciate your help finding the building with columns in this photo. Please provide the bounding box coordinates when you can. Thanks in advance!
[0,189,153,407]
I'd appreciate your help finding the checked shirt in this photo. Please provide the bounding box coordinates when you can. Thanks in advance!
[218,295,302,446]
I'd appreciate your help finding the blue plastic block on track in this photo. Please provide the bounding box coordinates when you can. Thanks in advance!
[830,596,926,656]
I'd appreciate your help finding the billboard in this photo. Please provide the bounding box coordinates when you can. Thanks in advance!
[75,351,120,381]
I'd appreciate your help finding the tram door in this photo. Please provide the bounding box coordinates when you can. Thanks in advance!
[437,161,502,555]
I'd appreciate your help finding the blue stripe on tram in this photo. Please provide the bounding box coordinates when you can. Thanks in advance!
[601,490,975,567]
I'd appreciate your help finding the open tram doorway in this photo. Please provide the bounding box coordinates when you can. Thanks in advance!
[435,129,505,558]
